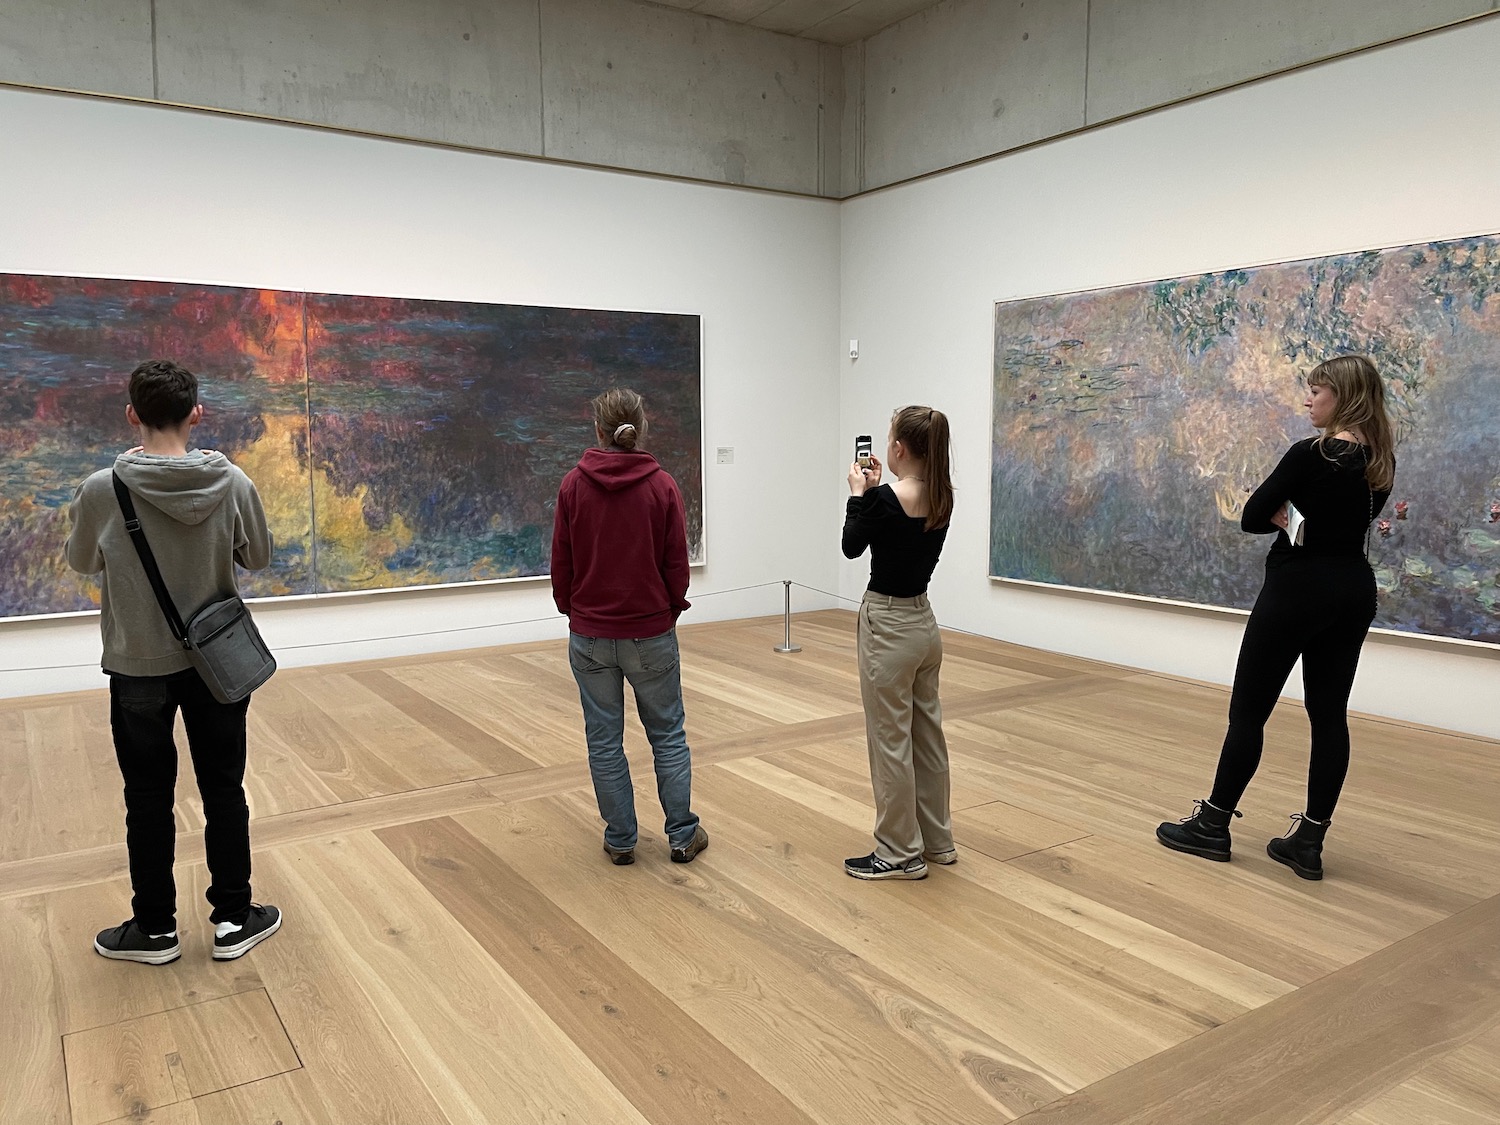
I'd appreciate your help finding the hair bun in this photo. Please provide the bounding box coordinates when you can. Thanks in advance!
[592,387,647,449]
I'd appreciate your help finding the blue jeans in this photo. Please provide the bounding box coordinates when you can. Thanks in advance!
[568,629,700,851]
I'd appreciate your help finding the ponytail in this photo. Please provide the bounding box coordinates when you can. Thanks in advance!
[891,405,953,531]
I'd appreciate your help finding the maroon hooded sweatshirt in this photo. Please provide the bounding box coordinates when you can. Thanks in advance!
[551,448,691,639]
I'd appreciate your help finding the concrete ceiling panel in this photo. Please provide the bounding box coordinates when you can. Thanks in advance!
[153,0,544,154]
[750,0,856,37]
[542,0,824,192]
[0,0,153,98]
[1086,0,1494,124]
[681,0,949,44]
[860,0,1088,189]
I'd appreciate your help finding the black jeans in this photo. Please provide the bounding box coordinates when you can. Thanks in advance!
[110,668,253,933]
[1209,554,1377,823]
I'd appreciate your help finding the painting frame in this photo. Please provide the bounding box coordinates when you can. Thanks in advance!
[0,269,707,623]
[988,229,1500,652]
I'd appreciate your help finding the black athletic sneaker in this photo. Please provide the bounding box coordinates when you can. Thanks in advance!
[844,853,928,880]
[212,904,282,961]
[670,826,709,863]
[604,843,635,866]
[94,919,181,965]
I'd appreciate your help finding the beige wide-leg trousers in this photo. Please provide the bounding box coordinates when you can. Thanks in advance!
[857,591,953,863]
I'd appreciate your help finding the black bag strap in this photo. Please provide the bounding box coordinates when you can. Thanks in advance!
[112,471,192,649]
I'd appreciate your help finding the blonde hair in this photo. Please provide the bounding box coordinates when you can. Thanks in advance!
[891,405,953,531]
[1308,355,1395,491]
[591,387,647,451]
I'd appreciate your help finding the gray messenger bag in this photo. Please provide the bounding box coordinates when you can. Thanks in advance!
[112,472,276,704]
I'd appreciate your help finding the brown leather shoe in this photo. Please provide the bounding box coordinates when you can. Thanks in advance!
[670,826,709,864]
[603,843,635,866]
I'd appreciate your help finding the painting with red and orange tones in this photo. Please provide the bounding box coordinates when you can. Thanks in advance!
[991,234,1500,645]
[0,272,702,618]
[0,274,314,616]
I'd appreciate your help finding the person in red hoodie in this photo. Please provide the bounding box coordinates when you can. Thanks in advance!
[551,388,707,866]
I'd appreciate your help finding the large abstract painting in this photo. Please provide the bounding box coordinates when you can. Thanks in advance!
[0,273,702,619]
[991,235,1500,645]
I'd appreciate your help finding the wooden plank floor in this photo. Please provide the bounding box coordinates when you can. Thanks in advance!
[2,610,1497,1124]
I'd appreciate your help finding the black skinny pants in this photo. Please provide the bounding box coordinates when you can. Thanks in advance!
[1209,554,1377,823]
[110,668,253,933]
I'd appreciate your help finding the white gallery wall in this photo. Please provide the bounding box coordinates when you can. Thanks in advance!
[0,85,843,698]
[2,16,1497,740]
[840,17,1500,740]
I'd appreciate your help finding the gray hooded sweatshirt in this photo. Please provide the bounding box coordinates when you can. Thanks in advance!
[65,450,273,677]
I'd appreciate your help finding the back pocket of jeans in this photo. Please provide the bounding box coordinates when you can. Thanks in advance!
[568,634,605,672]
[634,632,679,674]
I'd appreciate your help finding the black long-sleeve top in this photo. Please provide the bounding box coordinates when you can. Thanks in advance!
[1242,437,1392,559]
[842,484,949,596]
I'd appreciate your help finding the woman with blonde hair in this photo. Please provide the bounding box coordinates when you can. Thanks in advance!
[1157,355,1396,880]
[551,388,706,866]
[842,406,955,880]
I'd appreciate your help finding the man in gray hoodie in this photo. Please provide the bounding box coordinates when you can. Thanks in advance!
[66,359,281,965]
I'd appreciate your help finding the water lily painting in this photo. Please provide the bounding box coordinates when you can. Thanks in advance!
[0,273,701,617]
[991,235,1500,645]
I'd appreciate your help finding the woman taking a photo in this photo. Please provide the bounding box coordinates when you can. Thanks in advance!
[842,405,955,880]
[1157,355,1395,880]
[551,388,707,867]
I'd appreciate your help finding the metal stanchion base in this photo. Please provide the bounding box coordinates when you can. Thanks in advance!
[773,644,802,654]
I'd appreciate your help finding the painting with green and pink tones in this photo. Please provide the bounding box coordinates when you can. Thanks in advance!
[0,272,702,619]
[991,234,1500,645]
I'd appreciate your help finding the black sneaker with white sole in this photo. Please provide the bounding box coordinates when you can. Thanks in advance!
[212,903,282,961]
[94,919,182,965]
[844,853,928,880]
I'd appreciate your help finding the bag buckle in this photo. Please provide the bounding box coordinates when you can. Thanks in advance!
[124,518,141,532]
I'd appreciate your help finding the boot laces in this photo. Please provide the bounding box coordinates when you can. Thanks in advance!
[1281,813,1327,837]
[1182,799,1241,823]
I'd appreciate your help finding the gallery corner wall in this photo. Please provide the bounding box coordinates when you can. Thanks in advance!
[0,84,843,699]
[838,16,1500,741]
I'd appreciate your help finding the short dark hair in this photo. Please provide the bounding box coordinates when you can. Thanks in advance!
[129,360,198,429]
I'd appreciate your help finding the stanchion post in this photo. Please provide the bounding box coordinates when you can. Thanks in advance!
[773,579,801,654]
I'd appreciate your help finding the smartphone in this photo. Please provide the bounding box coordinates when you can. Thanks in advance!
[854,434,873,471]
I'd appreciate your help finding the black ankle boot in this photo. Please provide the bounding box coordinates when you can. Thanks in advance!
[1156,799,1241,861]
[1267,814,1329,880]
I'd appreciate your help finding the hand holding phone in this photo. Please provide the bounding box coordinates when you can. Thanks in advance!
[849,434,882,495]
[854,434,872,470]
